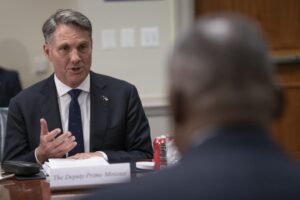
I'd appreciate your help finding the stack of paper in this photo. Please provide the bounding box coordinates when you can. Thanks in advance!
[43,157,109,175]
[43,157,130,189]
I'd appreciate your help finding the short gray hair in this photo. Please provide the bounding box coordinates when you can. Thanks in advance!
[42,9,92,43]
[169,13,279,124]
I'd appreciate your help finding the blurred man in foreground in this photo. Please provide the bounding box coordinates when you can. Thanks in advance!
[82,13,300,199]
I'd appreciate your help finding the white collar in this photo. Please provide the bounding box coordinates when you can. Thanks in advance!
[54,73,90,97]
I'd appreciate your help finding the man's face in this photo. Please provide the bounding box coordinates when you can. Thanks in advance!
[44,24,92,88]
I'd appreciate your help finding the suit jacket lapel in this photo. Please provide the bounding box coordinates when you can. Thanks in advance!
[39,75,62,132]
[90,72,109,151]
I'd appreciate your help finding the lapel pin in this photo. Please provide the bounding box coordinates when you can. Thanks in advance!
[102,95,109,102]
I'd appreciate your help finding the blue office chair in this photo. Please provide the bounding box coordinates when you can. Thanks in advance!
[0,107,8,162]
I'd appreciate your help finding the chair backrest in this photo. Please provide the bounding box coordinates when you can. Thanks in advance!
[0,107,8,162]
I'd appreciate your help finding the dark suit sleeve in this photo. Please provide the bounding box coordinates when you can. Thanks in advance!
[103,85,153,163]
[3,98,36,162]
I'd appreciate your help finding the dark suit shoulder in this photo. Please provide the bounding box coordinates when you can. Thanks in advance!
[11,76,53,104]
[91,71,135,91]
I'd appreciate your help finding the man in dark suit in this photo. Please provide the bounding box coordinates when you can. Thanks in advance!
[81,14,300,199]
[0,67,22,107]
[3,9,152,164]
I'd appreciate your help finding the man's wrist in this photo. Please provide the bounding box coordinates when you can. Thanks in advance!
[34,148,43,165]
[35,147,47,165]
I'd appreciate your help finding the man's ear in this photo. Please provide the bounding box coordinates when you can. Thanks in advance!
[170,89,187,125]
[43,43,50,59]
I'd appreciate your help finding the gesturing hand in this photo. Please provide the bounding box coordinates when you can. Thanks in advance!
[36,118,77,164]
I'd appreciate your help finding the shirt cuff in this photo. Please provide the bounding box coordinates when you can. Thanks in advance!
[98,151,108,161]
[34,148,43,165]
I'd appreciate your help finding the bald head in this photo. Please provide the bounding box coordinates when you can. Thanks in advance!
[169,14,280,152]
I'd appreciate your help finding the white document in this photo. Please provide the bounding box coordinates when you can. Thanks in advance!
[46,157,109,168]
[43,157,109,176]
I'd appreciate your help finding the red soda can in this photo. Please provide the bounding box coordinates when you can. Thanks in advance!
[153,135,172,170]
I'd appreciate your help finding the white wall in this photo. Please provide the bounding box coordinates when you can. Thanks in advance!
[78,0,174,107]
[0,0,194,139]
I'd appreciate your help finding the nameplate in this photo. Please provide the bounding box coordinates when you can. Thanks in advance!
[48,163,130,190]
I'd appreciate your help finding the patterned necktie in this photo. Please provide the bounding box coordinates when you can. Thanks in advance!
[68,89,84,156]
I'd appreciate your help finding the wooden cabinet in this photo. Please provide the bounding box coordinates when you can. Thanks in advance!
[195,0,300,159]
[274,63,300,159]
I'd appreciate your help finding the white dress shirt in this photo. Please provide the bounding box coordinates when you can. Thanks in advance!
[54,74,91,153]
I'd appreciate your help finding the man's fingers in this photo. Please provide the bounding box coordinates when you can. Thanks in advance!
[53,134,75,148]
[46,141,75,157]
[40,118,49,136]
[55,131,72,141]
[68,152,101,160]
[54,141,77,157]
[47,128,62,141]
[49,133,77,155]
[68,153,82,160]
